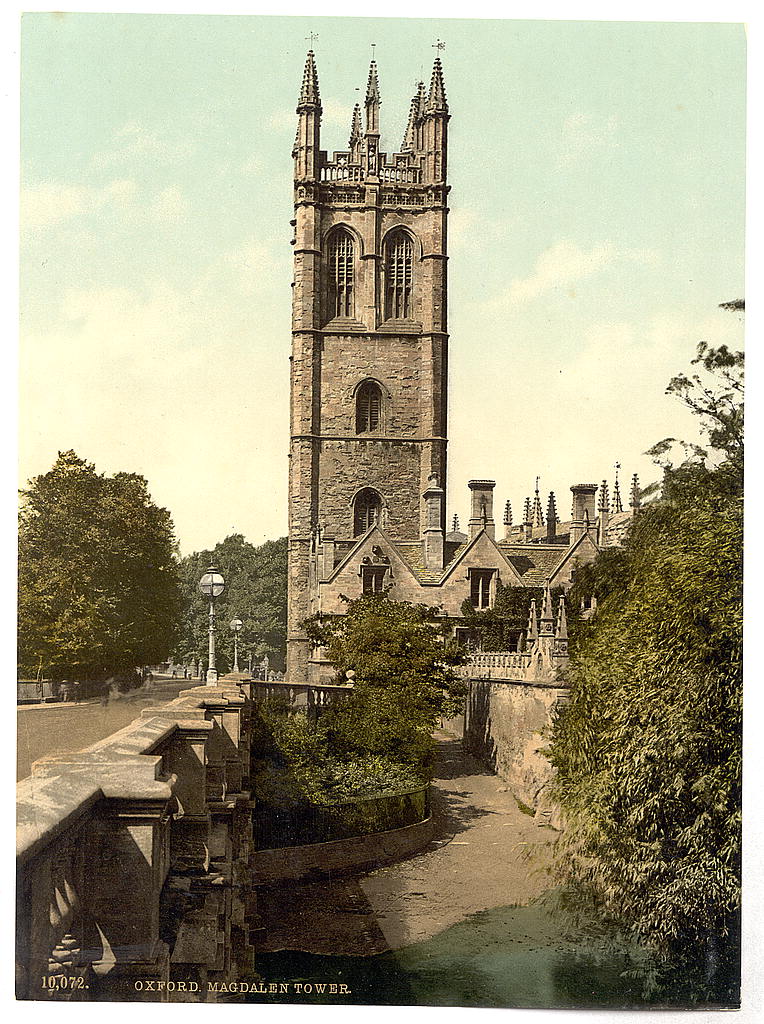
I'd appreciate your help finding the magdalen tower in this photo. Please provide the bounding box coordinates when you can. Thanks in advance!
[287,50,450,679]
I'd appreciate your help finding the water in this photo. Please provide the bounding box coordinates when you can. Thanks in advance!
[244,903,658,1008]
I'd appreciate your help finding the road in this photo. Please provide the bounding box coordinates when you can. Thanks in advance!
[16,678,200,781]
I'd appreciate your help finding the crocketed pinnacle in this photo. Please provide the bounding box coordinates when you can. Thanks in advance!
[401,86,422,151]
[630,473,641,510]
[612,474,624,513]
[598,480,610,512]
[426,57,448,113]
[556,595,568,640]
[546,492,558,525]
[527,599,538,640]
[348,103,362,148]
[523,497,532,524]
[531,479,545,527]
[503,500,512,527]
[298,50,321,108]
[365,60,380,105]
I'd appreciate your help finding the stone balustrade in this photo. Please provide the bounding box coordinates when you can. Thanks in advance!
[252,679,352,715]
[16,682,257,1002]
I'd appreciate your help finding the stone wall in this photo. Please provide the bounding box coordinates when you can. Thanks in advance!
[16,682,257,1002]
[463,678,569,821]
[252,816,434,883]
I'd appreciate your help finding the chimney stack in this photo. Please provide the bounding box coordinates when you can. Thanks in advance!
[570,484,598,545]
[468,480,496,540]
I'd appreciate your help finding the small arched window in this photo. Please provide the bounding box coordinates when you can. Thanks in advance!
[329,230,354,318]
[354,488,382,536]
[356,380,382,434]
[385,231,414,319]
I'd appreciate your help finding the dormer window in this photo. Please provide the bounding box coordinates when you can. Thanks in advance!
[469,569,495,609]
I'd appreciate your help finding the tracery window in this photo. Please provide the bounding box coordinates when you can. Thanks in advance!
[385,231,414,319]
[356,380,382,433]
[354,488,382,536]
[329,230,354,318]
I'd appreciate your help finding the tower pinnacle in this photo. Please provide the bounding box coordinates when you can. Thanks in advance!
[298,50,321,109]
[426,57,448,113]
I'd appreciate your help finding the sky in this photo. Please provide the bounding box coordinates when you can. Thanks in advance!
[19,13,746,555]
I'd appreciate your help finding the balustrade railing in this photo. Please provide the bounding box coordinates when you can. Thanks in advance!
[252,679,352,716]
[16,682,256,1002]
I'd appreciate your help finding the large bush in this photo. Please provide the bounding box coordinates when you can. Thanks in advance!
[548,342,743,1003]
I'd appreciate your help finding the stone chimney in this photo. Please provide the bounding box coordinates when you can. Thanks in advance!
[570,484,598,545]
[422,475,445,569]
[468,480,496,540]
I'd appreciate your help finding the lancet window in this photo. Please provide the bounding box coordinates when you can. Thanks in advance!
[385,231,414,319]
[356,380,382,433]
[328,230,354,318]
[354,489,382,536]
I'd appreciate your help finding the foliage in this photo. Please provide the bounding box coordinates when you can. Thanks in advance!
[250,703,424,808]
[548,343,743,1002]
[459,581,568,650]
[174,533,287,672]
[18,450,183,682]
[304,593,466,775]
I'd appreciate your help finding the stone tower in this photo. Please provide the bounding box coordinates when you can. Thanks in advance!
[287,51,450,678]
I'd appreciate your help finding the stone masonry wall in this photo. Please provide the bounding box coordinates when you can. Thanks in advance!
[463,678,568,816]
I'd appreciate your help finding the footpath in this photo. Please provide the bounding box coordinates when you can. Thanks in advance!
[257,728,556,954]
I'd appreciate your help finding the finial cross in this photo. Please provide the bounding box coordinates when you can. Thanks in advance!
[371,42,376,60]
[305,31,319,48]
[535,475,540,493]
[433,39,446,52]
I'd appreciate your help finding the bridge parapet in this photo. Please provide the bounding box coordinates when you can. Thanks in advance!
[16,682,256,1002]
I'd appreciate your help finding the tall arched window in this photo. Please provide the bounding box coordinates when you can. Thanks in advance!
[329,230,354,318]
[354,488,382,536]
[385,231,414,319]
[356,380,382,434]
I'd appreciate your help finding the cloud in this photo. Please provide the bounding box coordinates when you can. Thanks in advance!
[90,121,195,172]
[502,240,658,306]
[150,185,189,224]
[21,177,188,233]
[21,183,90,229]
[557,112,619,167]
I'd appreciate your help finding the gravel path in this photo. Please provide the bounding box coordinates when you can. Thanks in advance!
[257,729,556,954]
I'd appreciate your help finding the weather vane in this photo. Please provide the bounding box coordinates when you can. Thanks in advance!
[371,42,376,59]
[433,39,446,53]
[305,31,319,48]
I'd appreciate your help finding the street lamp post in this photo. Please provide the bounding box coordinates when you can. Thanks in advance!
[199,565,225,683]
[229,618,243,673]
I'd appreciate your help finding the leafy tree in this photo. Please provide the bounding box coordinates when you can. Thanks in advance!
[548,342,743,1002]
[18,451,183,683]
[174,534,287,673]
[304,594,466,775]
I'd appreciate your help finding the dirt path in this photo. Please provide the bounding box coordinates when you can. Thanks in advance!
[257,729,556,954]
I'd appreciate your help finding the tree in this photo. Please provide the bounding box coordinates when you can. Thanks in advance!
[548,341,743,1002]
[304,594,466,775]
[174,534,287,673]
[18,451,183,683]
